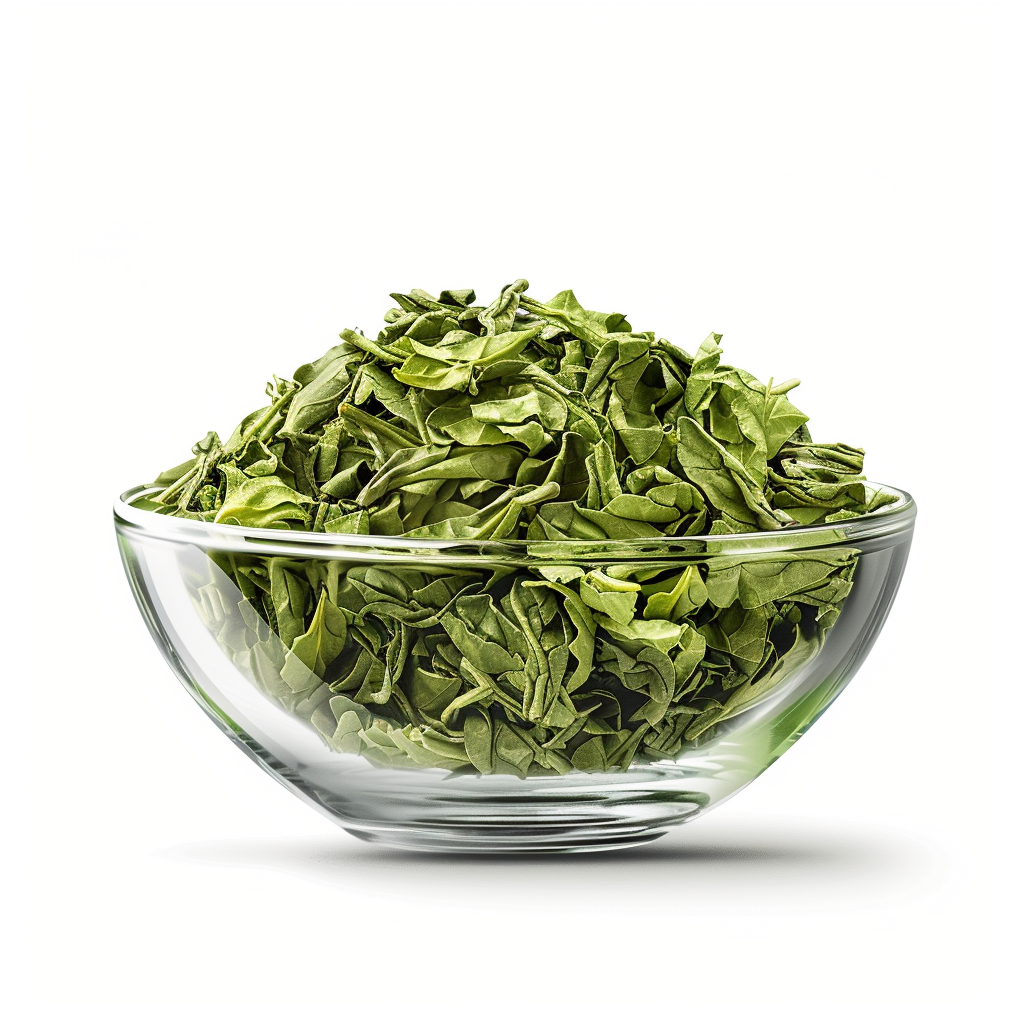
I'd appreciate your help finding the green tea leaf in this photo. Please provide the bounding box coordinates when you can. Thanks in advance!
[215,467,312,529]
[282,588,348,689]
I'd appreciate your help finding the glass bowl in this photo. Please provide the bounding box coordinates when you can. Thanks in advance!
[115,484,915,853]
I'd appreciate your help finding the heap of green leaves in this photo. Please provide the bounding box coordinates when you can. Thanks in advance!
[146,280,895,776]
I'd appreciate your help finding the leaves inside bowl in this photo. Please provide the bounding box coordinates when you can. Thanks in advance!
[146,281,896,775]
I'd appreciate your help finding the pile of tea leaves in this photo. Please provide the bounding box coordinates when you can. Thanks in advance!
[144,280,895,775]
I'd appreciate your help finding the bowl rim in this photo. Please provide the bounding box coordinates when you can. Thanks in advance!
[114,482,916,560]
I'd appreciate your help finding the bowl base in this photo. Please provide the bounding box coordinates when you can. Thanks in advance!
[300,762,709,853]
[342,822,671,854]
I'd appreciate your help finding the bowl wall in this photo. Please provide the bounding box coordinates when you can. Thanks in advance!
[115,490,914,852]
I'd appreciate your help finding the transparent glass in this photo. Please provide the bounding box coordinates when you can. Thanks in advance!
[115,485,915,853]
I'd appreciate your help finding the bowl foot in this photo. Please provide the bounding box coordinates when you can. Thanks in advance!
[342,822,671,854]
[300,762,710,853]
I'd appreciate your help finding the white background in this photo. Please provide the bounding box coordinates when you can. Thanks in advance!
[2,1,1020,1020]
